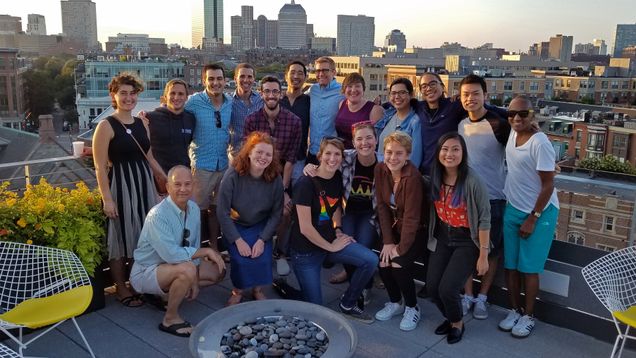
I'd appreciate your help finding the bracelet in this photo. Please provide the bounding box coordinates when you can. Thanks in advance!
[480,245,490,250]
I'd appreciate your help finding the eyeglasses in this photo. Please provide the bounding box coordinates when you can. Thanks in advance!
[182,228,191,247]
[389,90,409,97]
[419,81,440,90]
[315,68,333,73]
[262,89,281,95]
[214,111,221,128]
[507,109,534,118]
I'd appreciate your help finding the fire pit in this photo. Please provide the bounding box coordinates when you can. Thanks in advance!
[189,299,357,358]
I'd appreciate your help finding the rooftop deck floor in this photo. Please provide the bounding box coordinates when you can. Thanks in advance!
[2,266,635,358]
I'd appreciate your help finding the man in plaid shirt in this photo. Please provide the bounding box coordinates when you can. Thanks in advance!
[243,76,302,198]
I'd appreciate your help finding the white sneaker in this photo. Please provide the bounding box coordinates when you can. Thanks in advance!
[375,301,404,321]
[399,305,420,331]
[511,315,535,338]
[498,308,522,331]
[472,295,488,320]
[461,294,474,316]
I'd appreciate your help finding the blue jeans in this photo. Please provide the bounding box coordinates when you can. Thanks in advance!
[342,211,378,288]
[291,242,378,307]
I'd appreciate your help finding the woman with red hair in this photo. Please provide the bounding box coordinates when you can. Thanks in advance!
[217,132,284,305]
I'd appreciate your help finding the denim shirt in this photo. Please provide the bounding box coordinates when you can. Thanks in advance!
[230,90,263,153]
[133,197,200,266]
[375,107,423,168]
[185,91,233,171]
[307,79,344,155]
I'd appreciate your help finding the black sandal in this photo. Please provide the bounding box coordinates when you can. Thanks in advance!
[119,295,144,307]
[158,321,192,337]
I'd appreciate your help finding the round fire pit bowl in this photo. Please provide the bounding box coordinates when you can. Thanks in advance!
[189,299,357,357]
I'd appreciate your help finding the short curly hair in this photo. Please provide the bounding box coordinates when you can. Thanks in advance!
[108,72,144,109]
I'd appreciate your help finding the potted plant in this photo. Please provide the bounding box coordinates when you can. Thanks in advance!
[0,179,106,287]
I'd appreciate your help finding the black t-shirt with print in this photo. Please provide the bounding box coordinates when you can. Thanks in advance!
[346,158,376,214]
[290,172,343,253]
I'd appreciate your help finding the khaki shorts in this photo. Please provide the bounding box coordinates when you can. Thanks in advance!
[130,262,166,297]
[192,168,224,209]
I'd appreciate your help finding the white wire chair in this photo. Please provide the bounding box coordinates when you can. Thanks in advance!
[582,246,636,358]
[0,241,95,357]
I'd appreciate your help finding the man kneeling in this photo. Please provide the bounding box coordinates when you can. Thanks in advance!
[131,165,226,337]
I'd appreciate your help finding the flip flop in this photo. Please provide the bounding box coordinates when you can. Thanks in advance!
[158,321,192,337]
[119,295,144,307]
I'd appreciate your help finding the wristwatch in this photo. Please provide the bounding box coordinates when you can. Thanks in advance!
[531,210,541,218]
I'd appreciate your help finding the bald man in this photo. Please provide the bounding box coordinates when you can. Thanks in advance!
[131,165,226,338]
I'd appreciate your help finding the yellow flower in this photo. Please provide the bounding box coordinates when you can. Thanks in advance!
[17,217,27,228]
[57,203,65,212]
[6,198,16,207]
[26,239,33,245]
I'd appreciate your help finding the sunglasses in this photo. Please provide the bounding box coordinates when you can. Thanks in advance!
[214,111,221,128]
[351,120,374,130]
[182,228,191,247]
[507,110,534,119]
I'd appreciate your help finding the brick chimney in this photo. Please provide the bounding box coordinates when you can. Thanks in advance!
[38,114,55,142]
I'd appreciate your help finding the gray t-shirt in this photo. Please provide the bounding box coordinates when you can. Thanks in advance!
[458,110,509,200]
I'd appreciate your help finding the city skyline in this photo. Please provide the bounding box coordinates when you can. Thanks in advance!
[4,0,636,52]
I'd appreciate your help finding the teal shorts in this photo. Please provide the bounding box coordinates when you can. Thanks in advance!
[503,203,558,274]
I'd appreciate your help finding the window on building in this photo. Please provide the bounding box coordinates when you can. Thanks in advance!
[571,209,585,223]
[601,81,608,89]
[520,81,525,91]
[575,148,580,159]
[611,133,629,158]
[491,81,496,91]
[369,84,378,91]
[576,129,582,142]
[369,74,378,80]
[504,81,513,91]
[566,79,571,87]
[567,231,585,245]
[604,216,615,232]
[530,82,539,91]
[596,244,616,252]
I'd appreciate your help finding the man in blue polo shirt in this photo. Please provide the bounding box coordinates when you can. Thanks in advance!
[306,56,344,164]
[185,63,232,251]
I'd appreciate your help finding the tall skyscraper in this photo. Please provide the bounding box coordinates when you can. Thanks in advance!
[27,14,46,35]
[277,0,307,50]
[384,29,406,53]
[240,5,254,50]
[337,15,375,56]
[548,34,573,62]
[593,39,607,55]
[60,0,99,50]
[255,15,278,49]
[613,23,636,58]
[192,0,223,49]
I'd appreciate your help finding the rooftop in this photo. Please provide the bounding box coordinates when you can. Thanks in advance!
[2,265,634,358]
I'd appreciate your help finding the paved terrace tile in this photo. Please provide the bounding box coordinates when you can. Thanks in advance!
[2,268,635,358]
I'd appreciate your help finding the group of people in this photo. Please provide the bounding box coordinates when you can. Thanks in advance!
[92,56,559,343]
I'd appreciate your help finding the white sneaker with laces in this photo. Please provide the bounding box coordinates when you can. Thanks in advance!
[498,308,522,331]
[511,315,535,338]
[399,305,420,331]
[472,295,488,319]
[461,294,473,316]
[375,301,404,321]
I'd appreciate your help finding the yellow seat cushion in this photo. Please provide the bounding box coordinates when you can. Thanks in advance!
[613,305,636,327]
[0,286,93,329]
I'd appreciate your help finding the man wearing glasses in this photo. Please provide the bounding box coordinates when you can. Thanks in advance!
[307,56,344,165]
[185,63,233,253]
[131,165,226,338]
[244,76,302,275]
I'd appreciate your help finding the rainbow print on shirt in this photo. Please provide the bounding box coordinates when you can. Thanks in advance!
[319,196,339,222]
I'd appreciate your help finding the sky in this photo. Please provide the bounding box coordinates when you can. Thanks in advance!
[4,0,636,52]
